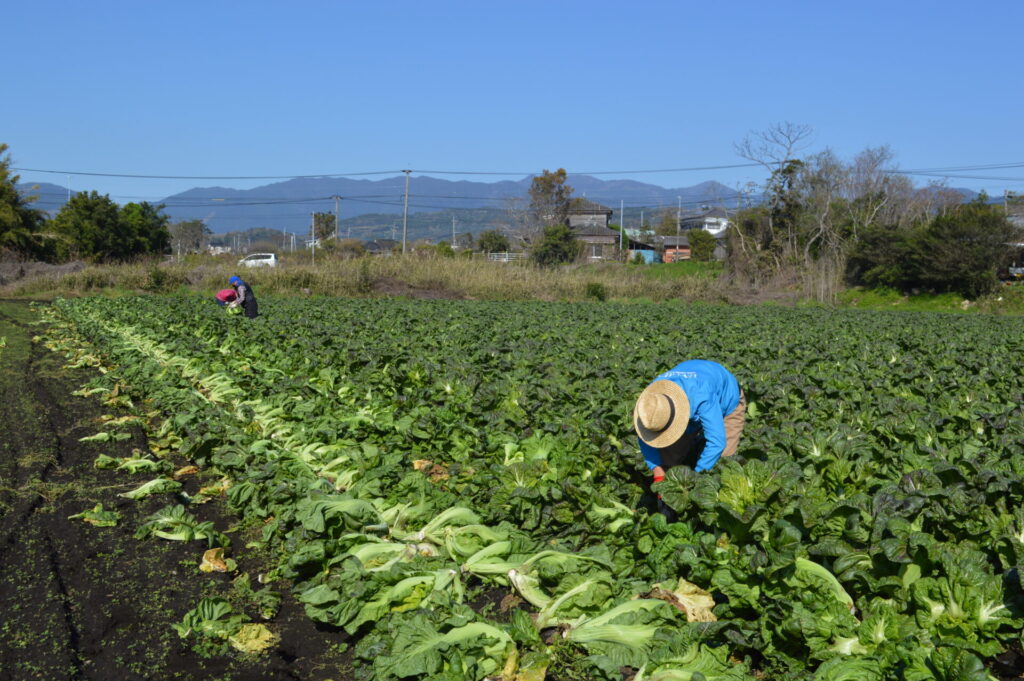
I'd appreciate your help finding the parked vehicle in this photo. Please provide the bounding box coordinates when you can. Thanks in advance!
[238,253,277,268]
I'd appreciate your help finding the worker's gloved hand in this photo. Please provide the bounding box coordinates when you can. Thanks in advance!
[652,473,665,499]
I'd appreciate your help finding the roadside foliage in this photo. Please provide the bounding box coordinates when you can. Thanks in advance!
[45,296,1024,680]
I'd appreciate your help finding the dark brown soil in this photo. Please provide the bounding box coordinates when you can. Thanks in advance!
[0,301,351,681]
[372,276,465,300]
[992,644,1024,681]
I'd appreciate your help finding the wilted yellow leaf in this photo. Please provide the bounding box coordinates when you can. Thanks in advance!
[649,577,717,622]
[173,465,200,479]
[200,548,229,573]
[228,623,278,654]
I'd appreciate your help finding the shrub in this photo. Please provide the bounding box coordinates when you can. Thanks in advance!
[531,224,580,266]
[584,282,607,301]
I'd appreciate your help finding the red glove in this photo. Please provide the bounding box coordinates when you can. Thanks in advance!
[652,473,664,499]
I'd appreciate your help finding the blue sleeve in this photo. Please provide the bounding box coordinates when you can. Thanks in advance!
[639,439,661,471]
[694,401,726,472]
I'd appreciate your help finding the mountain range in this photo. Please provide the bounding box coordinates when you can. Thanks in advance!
[17,175,741,236]
[16,174,984,243]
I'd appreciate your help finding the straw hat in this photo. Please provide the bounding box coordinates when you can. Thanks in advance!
[633,379,690,448]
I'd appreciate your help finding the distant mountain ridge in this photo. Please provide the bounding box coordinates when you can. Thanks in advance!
[16,174,984,242]
[155,174,742,234]
[17,174,740,235]
[14,181,75,214]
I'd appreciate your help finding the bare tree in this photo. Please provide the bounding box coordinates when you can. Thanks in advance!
[169,219,209,255]
[734,122,814,258]
[500,195,536,248]
[735,122,814,170]
[797,149,845,260]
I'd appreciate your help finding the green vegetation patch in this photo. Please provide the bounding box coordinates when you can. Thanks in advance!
[40,295,1024,681]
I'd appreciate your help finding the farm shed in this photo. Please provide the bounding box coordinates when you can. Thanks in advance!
[628,249,660,264]
[657,235,691,263]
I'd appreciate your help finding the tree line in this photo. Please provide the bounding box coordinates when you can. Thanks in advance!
[0,144,214,263]
[725,123,1023,300]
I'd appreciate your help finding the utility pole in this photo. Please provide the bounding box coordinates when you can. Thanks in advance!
[452,214,456,246]
[620,199,625,253]
[401,169,411,254]
[333,195,341,240]
[676,196,682,238]
[310,212,316,266]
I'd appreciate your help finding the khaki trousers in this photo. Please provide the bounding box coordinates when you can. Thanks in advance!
[722,390,746,459]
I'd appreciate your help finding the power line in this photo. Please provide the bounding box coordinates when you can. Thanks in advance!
[10,167,404,180]
[414,163,764,175]
[10,162,771,180]
[14,159,1024,183]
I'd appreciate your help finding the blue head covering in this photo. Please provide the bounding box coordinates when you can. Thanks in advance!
[229,276,242,286]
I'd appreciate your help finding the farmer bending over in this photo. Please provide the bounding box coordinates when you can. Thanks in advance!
[634,359,746,496]
[214,288,237,307]
[228,275,259,318]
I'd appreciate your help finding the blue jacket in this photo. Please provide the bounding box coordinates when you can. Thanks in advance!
[639,359,741,473]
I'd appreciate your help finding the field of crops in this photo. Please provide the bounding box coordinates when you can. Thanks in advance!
[43,296,1024,681]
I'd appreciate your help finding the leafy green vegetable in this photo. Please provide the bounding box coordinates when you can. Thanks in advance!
[172,597,246,640]
[119,477,182,500]
[68,503,121,527]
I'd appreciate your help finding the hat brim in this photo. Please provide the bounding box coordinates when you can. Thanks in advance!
[634,379,690,449]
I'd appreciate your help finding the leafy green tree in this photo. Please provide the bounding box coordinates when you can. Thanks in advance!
[848,198,1021,298]
[477,230,509,253]
[313,212,335,242]
[50,193,171,261]
[908,197,1020,298]
[51,191,126,261]
[120,201,170,255]
[531,223,580,266]
[688,228,716,261]
[0,143,49,258]
[845,224,914,289]
[528,169,574,229]
[435,241,455,258]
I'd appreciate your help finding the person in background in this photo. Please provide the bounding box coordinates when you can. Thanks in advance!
[633,359,746,517]
[214,288,237,307]
[228,275,259,318]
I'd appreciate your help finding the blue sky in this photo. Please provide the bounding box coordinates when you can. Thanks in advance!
[5,0,1024,204]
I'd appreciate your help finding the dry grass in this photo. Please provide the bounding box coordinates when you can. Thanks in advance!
[1,254,723,302]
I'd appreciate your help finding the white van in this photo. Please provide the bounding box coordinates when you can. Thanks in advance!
[238,253,278,268]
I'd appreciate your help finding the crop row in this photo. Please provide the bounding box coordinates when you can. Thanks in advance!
[48,296,1024,680]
